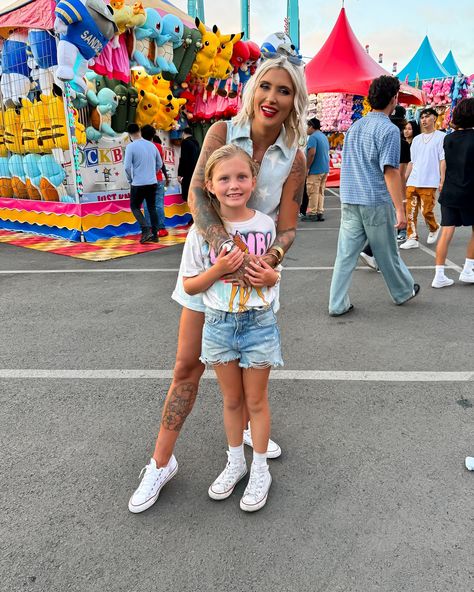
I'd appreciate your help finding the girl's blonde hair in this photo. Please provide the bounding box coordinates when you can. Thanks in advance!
[204,144,259,185]
[232,56,308,148]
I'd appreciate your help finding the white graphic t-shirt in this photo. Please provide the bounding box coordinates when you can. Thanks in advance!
[180,210,277,313]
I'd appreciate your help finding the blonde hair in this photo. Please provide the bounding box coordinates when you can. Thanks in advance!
[204,144,259,185]
[232,56,308,148]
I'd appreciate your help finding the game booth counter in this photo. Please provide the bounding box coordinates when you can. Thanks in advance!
[305,7,425,187]
[0,0,259,248]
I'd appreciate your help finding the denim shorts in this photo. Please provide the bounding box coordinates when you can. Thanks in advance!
[200,306,283,369]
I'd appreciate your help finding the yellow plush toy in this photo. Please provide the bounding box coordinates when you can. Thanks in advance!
[131,69,171,98]
[212,31,243,80]
[4,108,24,154]
[31,98,54,153]
[111,0,146,34]
[20,98,40,153]
[154,93,186,131]
[135,89,162,127]
[0,111,8,157]
[191,18,220,79]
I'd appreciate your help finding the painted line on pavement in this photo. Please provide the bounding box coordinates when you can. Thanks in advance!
[0,369,472,382]
[418,242,463,273]
[0,265,450,275]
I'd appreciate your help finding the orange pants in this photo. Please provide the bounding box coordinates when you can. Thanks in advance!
[306,173,328,215]
[405,186,439,240]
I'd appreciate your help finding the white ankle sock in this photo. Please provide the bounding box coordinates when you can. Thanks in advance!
[435,265,446,278]
[228,444,245,464]
[463,258,474,272]
[253,451,268,470]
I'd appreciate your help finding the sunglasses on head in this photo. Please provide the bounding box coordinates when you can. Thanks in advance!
[261,48,304,67]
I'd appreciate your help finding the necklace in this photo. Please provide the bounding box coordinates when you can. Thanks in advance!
[422,131,436,144]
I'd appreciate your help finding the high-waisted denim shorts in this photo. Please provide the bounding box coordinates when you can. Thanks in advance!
[200,306,283,369]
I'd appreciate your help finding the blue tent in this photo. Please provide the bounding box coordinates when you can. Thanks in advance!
[397,36,449,86]
[442,51,463,76]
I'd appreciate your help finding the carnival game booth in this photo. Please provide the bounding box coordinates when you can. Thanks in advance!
[305,8,424,187]
[397,37,471,129]
[0,0,257,241]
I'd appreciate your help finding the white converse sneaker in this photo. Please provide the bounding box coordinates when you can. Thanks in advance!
[459,269,474,283]
[399,238,419,250]
[208,453,247,500]
[427,227,440,244]
[128,456,178,513]
[243,428,282,459]
[431,276,454,288]
[359,252,378,271]
[240,465,272,512]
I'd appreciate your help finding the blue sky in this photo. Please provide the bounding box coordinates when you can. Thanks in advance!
[172,0,474,75]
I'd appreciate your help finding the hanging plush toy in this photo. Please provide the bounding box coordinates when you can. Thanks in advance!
[4,108,24,154]
[168,25,192,81]
[129,8,166,74]
[41,94,70,151]
[111,84,129,132]
[191,18,220,79]
[9,155,29,199]
[27,29,58,96]
[86,87,119,140]
[174,26,202,86]
[30,96,55,153]
[0,110,8,157]
[38,155,67,202]
[23,154,43,200]
[20,98,39,154]
[0,157,14,198]
[154,93,186,130]
[135,89,162,126]
[228,40,250,97]
[54,0,117,90]
[1,31,33,107]
[127,87,139,126]
[155,14,183,76]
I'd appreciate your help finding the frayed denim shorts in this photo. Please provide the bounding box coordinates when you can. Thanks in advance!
[200,306,283,369]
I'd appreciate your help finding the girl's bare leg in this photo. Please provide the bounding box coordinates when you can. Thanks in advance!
[213,361,245,446]
[153,308,205,467]
[242,368,271,454]
[435,226,455,265]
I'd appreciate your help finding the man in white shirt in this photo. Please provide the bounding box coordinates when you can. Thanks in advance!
[400,108,446,250]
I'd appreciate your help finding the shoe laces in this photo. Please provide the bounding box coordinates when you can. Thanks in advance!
[245,467,268,500]
[216,453,245,487]
[138,462,163,493]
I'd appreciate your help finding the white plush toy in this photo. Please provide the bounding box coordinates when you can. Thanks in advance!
[54,0,117,89]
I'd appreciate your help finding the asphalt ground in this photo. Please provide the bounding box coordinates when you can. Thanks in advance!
[1,191,473,592]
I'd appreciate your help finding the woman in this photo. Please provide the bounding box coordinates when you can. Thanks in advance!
[128,54,308,514]
[403,119,421,146]
[431,98,474,288]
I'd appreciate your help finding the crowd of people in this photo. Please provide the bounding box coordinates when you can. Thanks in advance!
[124,58,473,513]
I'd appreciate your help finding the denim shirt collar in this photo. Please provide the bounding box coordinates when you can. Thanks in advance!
[230,121,292,160]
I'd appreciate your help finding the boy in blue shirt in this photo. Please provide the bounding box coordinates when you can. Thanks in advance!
[302,118,330,222]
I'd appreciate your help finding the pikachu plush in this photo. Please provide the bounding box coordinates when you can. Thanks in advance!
[154,93,185,131]
[135,89,162,127]
[212,31,243,80]
[191,18,220,79]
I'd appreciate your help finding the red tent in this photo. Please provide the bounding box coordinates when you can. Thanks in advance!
[305,8,424,105]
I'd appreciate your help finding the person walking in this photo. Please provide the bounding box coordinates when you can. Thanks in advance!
[143,130,170,238]
[328,75,419,316]
[400,108,445,250]
[124,124,162,244]
[178,127,200,202]
[431,98,474,288]
[128,54,308,514]
[301,118,330,222]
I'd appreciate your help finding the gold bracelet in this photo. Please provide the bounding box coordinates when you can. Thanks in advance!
[268,246,285,264]
[266,252,280,265]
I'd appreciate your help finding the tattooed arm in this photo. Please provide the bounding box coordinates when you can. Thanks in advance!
[188,121,229,252]
[262,149,306,267]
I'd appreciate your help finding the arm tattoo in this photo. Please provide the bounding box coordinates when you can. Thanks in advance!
[273,227,297,252]
[290,153,306,206]
[161,382,198,432]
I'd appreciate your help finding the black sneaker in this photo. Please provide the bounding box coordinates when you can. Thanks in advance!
[149,235,159,243]
[301,214,318,222]
[316,213,325,221]
[140,230,153,244]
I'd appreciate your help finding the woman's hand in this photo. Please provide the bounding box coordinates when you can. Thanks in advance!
[245,258,280,288]
[214,247,245,276]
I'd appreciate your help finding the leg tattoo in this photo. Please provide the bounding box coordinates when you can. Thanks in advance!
[161,383,198,432]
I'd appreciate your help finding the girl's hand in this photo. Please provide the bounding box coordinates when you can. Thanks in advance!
[222,252,259,287]
[215,247,244,276]
[245,258,280,288]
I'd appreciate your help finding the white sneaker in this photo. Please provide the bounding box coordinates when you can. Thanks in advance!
[359,252,378,271]
[399,238,419,250]
[208,453,247,500]
[128,456,178,513]
[427,227,440,244]
[240,464,272,512]
[459,269,474,283]
[243,428,282,459]
[431,276,454,288]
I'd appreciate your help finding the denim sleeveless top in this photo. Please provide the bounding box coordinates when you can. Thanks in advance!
[172,120,297,312]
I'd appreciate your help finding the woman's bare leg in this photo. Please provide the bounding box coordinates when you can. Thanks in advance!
[435,226,455,265]
[466,227,474,259]
[153,308,205,467]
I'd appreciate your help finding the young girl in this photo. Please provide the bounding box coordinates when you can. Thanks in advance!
[182,145,282,512]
